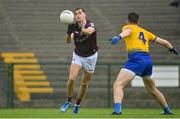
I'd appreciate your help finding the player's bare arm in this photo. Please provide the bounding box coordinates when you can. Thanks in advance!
[81,26,95,35]
[155,37,179,55]
[119,28,132,38]
[111,28,132,45]
[154,37,173,49]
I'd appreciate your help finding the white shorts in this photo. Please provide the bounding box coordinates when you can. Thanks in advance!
[71,52,98,73]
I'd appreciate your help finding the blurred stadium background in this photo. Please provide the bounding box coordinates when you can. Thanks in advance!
[0,0,180,110]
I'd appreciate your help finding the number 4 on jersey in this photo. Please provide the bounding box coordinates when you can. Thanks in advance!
[139,32,146,44]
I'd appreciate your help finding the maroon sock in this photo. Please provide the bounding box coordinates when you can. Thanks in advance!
[67,97,72,102]
[76,99,81,105]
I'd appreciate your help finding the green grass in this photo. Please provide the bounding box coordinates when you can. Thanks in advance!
[0,108,179,118]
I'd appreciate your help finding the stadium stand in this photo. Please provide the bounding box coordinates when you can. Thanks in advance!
[1,52,53,101]
[0,0,179,108]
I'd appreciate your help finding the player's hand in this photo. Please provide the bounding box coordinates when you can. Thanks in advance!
[110,36,122,45]
[81,26,85,33]
[168,48,179,55]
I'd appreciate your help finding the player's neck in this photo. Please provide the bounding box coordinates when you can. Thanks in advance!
[78,19,86,27]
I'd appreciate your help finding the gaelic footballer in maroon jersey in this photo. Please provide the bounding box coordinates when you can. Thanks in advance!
[60,8,98,114]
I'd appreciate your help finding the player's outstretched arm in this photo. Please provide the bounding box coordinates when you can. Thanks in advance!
[155,37,179,55]
[81,26,95,35]
[110,28,132,45]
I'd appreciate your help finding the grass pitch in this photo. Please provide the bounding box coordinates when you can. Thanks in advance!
[0,108,179,118]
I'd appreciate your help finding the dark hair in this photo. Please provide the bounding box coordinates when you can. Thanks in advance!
[127,12,139,24]
[75,7,86,12]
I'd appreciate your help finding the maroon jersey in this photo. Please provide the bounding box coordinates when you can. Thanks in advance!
[67,20,98,57]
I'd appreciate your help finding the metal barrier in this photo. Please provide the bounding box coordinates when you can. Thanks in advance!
[1,62,180,108]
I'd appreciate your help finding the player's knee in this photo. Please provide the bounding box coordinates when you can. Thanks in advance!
[69,76,77,81]
[113,81,124,89]
[67,79,75,85]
